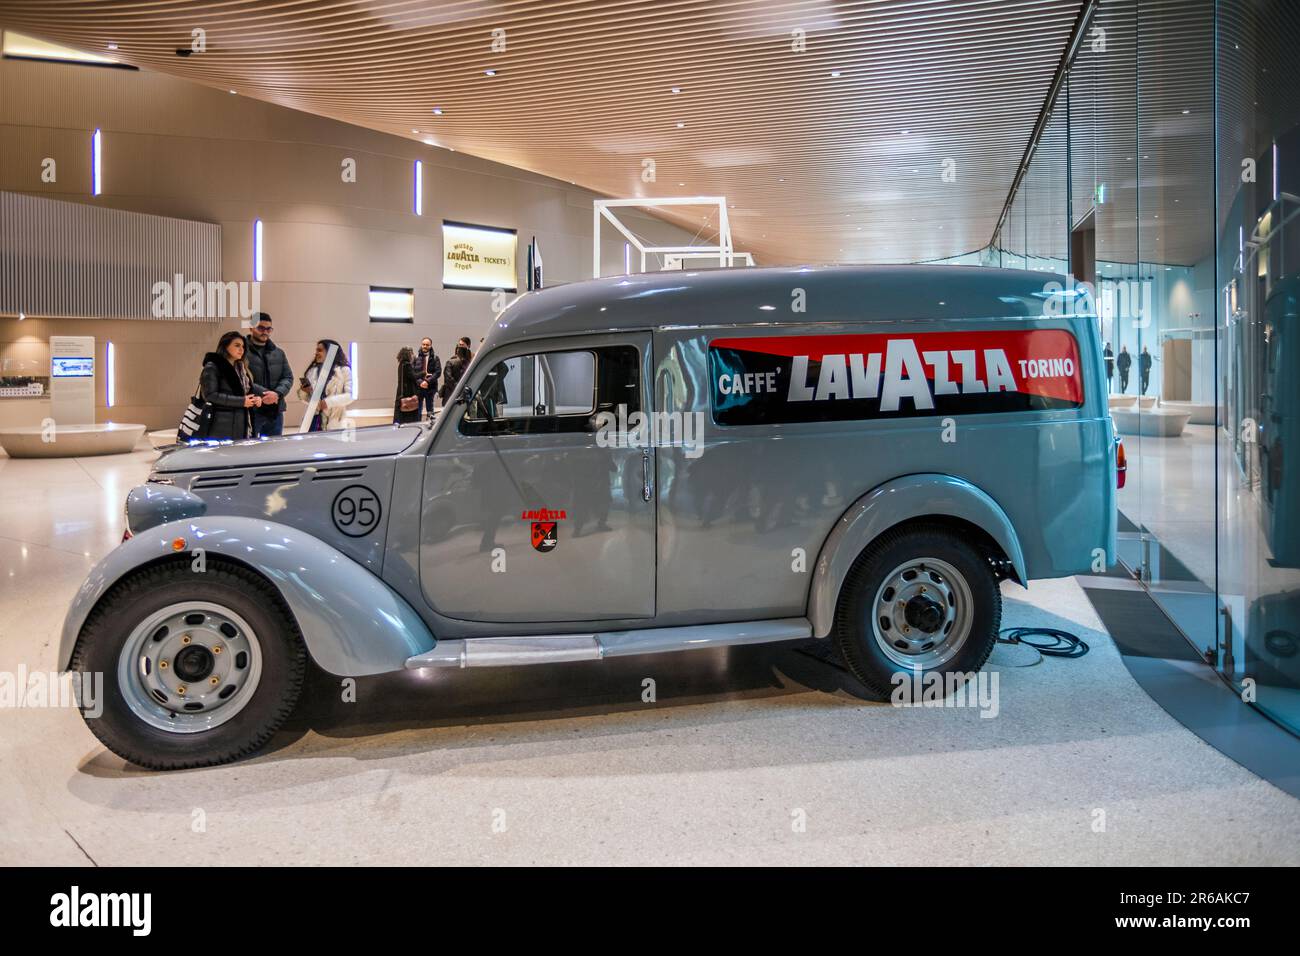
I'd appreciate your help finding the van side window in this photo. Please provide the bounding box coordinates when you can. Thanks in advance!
[461,345,640,436]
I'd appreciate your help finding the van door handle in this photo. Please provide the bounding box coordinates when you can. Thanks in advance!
[641,448,652,502]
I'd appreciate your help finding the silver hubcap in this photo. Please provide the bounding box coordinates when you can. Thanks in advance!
[116,602,263,734]
[871,557,973,670]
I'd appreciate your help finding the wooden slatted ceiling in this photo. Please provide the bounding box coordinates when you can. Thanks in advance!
[0,0,1087,265]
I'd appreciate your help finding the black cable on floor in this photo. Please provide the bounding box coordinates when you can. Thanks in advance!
[997,626,1090,665]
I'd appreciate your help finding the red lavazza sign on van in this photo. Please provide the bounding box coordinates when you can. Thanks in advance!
[709,329,1084,425]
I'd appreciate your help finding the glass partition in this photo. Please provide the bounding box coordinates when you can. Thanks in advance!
[974,0,1300,735]
[1214,0,1300,731]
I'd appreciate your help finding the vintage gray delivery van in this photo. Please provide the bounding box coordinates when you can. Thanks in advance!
[62,265,1118,768]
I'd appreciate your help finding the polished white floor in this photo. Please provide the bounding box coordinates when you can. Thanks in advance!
[1118,423,1300,726]
[1,440,1298,866]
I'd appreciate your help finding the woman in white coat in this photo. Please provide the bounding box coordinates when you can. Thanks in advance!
[296,338,354,431]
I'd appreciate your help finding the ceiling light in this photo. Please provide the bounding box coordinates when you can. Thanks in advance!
[107,43,118,51]
[3,30,121,65]
[1182,109,1190,114]
[830,71,841,78]
[670,87,682,94]
[484,69,497,76]
[433,107,443,115]
[228,89,236,94]
[676,122,685,128]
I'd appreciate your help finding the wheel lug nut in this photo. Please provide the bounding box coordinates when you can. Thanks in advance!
[212,645,222,654]
[177,685,187,695]
[159,660,169,669]
[209,676,220,686]
[181,635,192,645]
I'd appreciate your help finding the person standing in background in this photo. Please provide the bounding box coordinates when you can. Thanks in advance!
[439,339,473,406]
[411,337,441,420]
[200,330,261,440]
[1139,345,1153,395]
[297,338,354,431]
[1103,342,1114,392]
[394,346,420,424]
[244,312,292,436]
[1117,344,1132,393]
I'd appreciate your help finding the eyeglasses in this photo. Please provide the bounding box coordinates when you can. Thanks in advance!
[256,325,272,332]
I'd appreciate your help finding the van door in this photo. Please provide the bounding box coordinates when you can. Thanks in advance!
[420,333,655,623]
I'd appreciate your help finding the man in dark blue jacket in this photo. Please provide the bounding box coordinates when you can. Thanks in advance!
[411,337,441,420]
[245,313,294,436]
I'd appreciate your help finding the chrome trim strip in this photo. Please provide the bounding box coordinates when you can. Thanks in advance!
[404,618,813,669]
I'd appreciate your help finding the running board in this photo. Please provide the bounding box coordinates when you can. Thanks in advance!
[405,618,813,669]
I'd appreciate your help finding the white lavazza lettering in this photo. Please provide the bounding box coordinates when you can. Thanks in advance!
[787,340,1020,409]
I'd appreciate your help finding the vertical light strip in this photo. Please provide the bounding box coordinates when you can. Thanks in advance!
[91,128,102,196]
[624,242,631,275]
[414,160,423,216]
[1273,142,1279,202]
[106,341,115,408]
[349,342,359,397]
[253,218,263,281]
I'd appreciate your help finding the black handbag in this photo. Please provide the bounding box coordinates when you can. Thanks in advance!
[177,377,214,441]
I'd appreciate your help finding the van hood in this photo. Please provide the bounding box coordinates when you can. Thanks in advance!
[154,424,424,474]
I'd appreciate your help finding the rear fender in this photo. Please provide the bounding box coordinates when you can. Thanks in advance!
[807,474,1027,638]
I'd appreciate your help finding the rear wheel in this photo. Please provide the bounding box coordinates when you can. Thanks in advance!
[69,562,306,770]
[834,524,1001,700]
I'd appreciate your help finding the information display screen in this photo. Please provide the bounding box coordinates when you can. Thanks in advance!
[51,357,94,378]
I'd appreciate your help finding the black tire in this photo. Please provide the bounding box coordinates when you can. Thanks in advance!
[69,561,306,770]
[834,523,1001,700]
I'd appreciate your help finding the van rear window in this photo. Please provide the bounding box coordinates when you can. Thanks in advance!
[709,329,1083,426]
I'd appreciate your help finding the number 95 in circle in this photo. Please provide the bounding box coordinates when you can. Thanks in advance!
[331,485,382,537]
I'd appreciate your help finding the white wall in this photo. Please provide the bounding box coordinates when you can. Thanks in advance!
[0,50,695,429]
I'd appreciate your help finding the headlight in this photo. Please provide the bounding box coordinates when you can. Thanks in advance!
[123,483,207,535]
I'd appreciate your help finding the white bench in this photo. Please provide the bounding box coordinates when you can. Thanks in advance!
[1111,406,1191,438]
[0,422,147,458]
[1160,400,1218,426]
[1108,395,1157,411]
[345,407,395,428]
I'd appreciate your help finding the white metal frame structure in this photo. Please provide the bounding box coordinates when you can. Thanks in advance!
[662,251,755,270]
[593,197,753,277]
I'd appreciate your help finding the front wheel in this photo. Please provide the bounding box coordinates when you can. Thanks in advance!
[69,562,306,770]
[834,524,1001,700]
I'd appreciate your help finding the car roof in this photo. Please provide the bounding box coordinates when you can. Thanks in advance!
[486,264,1070,346]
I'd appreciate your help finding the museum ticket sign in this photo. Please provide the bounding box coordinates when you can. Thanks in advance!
[709,329,1084,425]
[442,221,518,292]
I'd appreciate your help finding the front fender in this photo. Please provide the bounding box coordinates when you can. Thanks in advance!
[60,516,436,676]
[807,474,1028,638]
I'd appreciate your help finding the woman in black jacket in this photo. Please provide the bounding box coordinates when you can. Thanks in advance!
[200,330,261,440]
[394,346,420,424]
[438,342,472,406]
